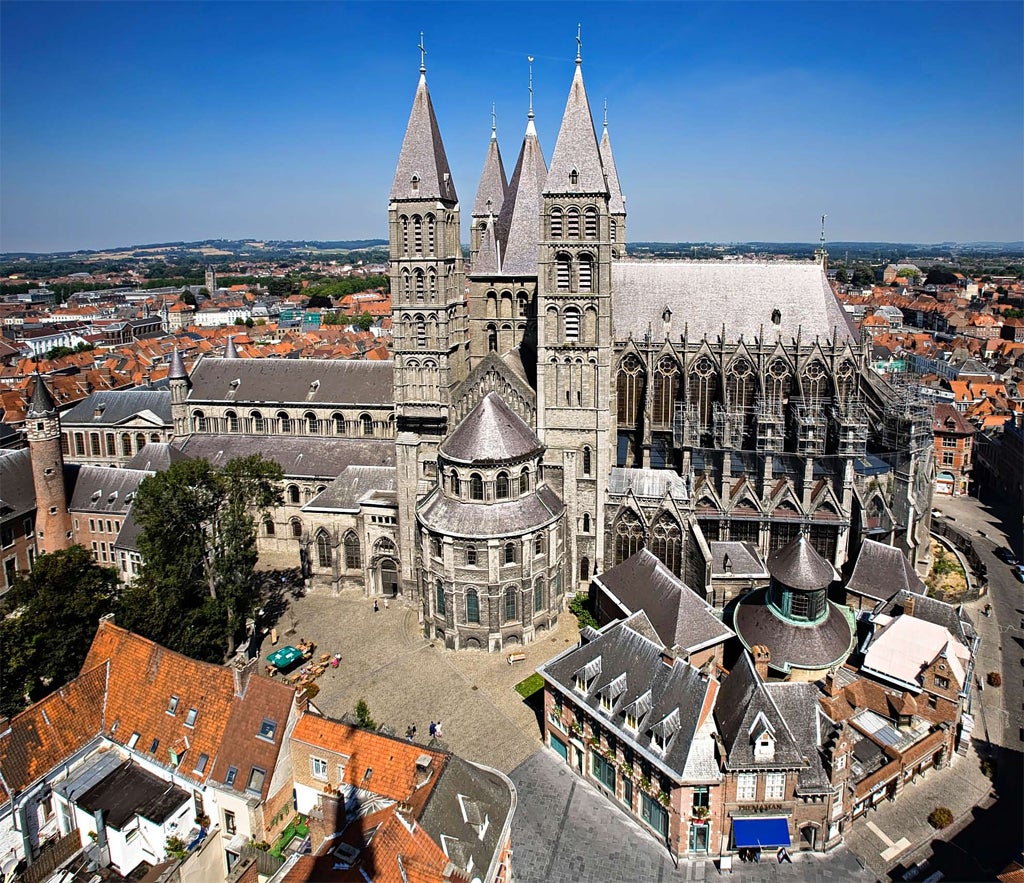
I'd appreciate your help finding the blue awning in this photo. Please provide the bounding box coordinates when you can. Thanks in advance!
[733,817,791,849]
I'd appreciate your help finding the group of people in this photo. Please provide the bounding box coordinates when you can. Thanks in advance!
[738,847,792,864]
[404,720,445,742]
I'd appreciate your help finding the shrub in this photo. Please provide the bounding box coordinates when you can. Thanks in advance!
[981,758,997,780]
[355,698,376,730]
[987,671,1002,687]
[569,593,598,630]
[928,807,954,829]
[165,835,189,860]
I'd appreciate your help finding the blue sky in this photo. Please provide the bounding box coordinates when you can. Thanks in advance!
[2,1,1022,253]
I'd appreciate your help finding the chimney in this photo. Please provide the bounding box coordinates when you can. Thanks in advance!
[307,791,345,851]
[232,656,258,698]
[752,645,771,681]
[824,667,840,697]
[903,594,916,618]
[660,648,677,668]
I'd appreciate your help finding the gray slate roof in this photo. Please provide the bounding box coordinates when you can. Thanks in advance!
[495,118,548,277]
[61,389,172,427]
[767,534,838,590]
[846,539,926,602]
[176,434,395,479]
[68,466,150,513]
[607,467,688,501]
[29,374,56,415]
[611,261,858,343]
[417,482,563,539]
[167,348,187,380]
[767,682,832,792]
[600,122,626,215]
[303,466,397,513]
[472,133,508,218]
[440,392,543,465]
[710,541,768,578]
[124,442,192,472]
[873,589,976,647]
[595,549,733,653]
[0,449,35,521]
[544,64,607,196]
[471,216,502,277]
[390,74,457,203]
[113,510,143,553]
[187,357,393,406]
[541,612,714,782]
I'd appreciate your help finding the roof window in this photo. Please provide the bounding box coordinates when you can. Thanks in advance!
[225,766,238,787]
[167,695,179,715]
[194,753,209,775]
[127,732,140,750]
[149,738,160,754]
[246,766,266,795]
[258,718,277,741]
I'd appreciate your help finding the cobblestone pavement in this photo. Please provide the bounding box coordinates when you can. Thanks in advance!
[257,588,579,773]
[509,749,876,883]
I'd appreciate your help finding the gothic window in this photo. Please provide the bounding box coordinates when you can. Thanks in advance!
[504,585,517,622]
[578,254,594,292]
[414,270,424,302]
[583,512,592,533]
[360,414,373,436]
[426,214,435,255]
[566,208,581,239]
[534,578,544,612]
[428,270,437,301]
[449,470,460,496]
[802,360,828,402]
[614,510,645,565]
[688,356,718,431]
[616,355,645,427]
[290,518,303,538]
[504,543,516,565]
[287,484,300,504]
[467,589,480,623]
[436,580,446,615]
[305,412,318,434]
[90,433,101,457]
[569,168,579,186]
[224,411,238,433]
[315,530,332,568]
[556,253,571,291]
[652,358,680,427]
[192,411,207,432]
[332,412,345,434]
[564,306,581,342]
[401,269,410,300]
[765,359,790,411]
[610,218,617,243]
[470,473,484,500]
[413,215,423,254]
[250,411,265,433]
[278,412,291,433]
[583,445,592,476]
[344,532,361,569]
[550,207,563,239]
[400,216,409,255]
[584,205,598,238]
[487,324,498,352]
[496,472,510,500]
[651,514,682,576]
[726,358,756,410]
[466,544,477,566]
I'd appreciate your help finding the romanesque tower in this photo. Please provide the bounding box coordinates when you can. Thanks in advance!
[25,374,72,554]
[599,103,627,257]
[389,52,466,597]
[535,51,615,588]
[168,348,190,436]
[469,109,507,264]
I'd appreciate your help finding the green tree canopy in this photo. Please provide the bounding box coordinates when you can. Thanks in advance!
[924,267,959,286]
[0,546,120,716]
[120,455,283,662]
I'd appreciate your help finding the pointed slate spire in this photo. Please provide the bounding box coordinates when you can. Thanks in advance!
[472,113,508,218]
[224,335,239,359]
[496,107,548,276]
[28,371,56,416]
[168,347,187,380]
[545,60,607,196]
[600,102,626,215]
[390,67,457,203]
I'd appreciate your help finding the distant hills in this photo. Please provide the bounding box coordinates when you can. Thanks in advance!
[1,239,390,261]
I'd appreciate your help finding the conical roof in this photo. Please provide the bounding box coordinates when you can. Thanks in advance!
[471,216,502,276]
[496,117,548,276]
[472,132,508,218]
[167,348,187,380]
[767,534,838,590]
[600,119,626,215]
[224,336,239,358]
[28,372,56,416]
[440,392,543,464]
[390,74,457,203]
[545,63,607,196]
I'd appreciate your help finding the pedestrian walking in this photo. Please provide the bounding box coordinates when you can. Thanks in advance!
[435,720,443,738]
[429,721,436,738]
[373,599,379,613]
[753,849,761,864]
[384,597,389,610]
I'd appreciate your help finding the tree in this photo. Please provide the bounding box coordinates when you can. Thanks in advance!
[181,290,197,306]
[850,267,876,288]
[355,311,375,332]
[120,455,283,661]
[354,699,376,729]
[267,277,293,298]
[245,316,255,328]
[834,268,848,284]
[306,294,333,309]
[0,546,120,716]
[925,267,958,286]
[234,317,245,325]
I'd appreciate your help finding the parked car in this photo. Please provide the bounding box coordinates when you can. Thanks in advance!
[1014,564,1024,583]
[995,547,1019,566]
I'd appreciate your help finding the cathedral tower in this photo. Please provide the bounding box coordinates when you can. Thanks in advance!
[26,373,72,555]
[389,52,466,596]
[535,52,614,589]
[469,109,507,263]
[599,103,627,257]
[168,347,190,436]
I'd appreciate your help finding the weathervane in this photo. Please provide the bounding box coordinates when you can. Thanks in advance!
[491,102,497,137]
[603,98,608,130]
[576,23,582,63]
[820,213,827,247]
[528,56,535,119]
[418,32,427,74]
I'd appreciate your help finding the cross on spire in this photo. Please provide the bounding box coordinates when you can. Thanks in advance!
[603,98,608,130]
[820,213,827,247]
[576,23,582,63]
[418,32,427,74]
[528,55,535,119]
[491,102,497,137]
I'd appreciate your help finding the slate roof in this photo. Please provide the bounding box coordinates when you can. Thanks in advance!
[600,120,626,215]
[846,539,926,602]
[304,466,397,512]
[472,131,508,218]
[440,392,543,464]
[595,549,733,653]
[186,357,393,407]
[390,74,457,203]
[545,63,607,196]
[28,374,57,415]
[0,449,36,521]
[472,215,502,276]
[607,467,689,501]
[541,612,715,782]
[873,589,976,647]
[733,588,855,672]
[124,442,192,472]
[68,466,149,513]
[61,389,172,427]
[495,117,548,277]
[176,434,395,478]
[710,541,768,578]
[767,534,838,590]
[167,348,187,380]
[611,261,857,343]
[77,760,190,828]
[417,482,563,539]
[766,682,832,792]
[113,510,143,553]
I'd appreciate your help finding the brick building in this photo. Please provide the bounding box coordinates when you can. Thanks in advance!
[932,403,975,496]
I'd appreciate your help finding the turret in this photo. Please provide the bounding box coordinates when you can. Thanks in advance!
[470,106,508,261]
[25,373,72,554]
[168,348,191,436]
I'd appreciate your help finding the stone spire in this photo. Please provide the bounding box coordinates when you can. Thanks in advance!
[545,57,606,196]
[225,335,239,358]
[389,58,457,203]
[28,371,56,416]
[167,347,187,380]
[496,104,549,276]
[472,112,508,219]
[599,101,626,216]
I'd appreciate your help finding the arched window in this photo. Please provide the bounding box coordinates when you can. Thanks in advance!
[616,355,646,427]
[89,433,101,457]
[652,358,680,427]
[415,315,426,347]
[290,518,303,538]
[264,519,275,536]
[120,433,130,456]
[556,253,571,291]
[470,473,484,501]
[517,292,529,317]
[287,484,300,504]
[192,411,207,432]
[566,208,581,239]
[150,432,160,443]
[520,466,531,492]
[584,206,598,238]
[610,218,617,243]
[360,414,373,436]
[278,412,292,433]
[414,270,424,302]
[614,510,645,564]
[333,412,345,434]
[449,470,461,496]
[135,433,146,451]
[534,578,544,612]
[105,433,116,455]
[400,216,409,255]
[436,580,446,615]
[688,356,718,433]
[582,446,592,476]
[487,324,498,352]
[225,411,239,433]
[316,530,332,568]
[580,557,590,581]
[413,215,423,254]
[344,532,361,569]
[569,168,579,186]
[583,512,592,533]
[503,543,516,565]
[426,214,436,255]
[401,268,410,300]
[504,585,518,622]
[578,254,593,292]
[835,360,857,405]
[466,544,477,566]
[564,306,580,342]
[651,514,682,576]
[726,358,756,410]
[802,360,828,402]
[428,269,437,301]
[305,412,318,434]
[496,472,510,500]
[765,359,791,411]
[466,589,480,623]
[550,207,563,239]
[251,411,265,433]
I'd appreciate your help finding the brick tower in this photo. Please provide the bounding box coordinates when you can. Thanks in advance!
[26,373,72,554]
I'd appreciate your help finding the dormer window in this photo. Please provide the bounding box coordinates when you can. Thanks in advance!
[771,308,782,326]
[167,695,179,715]
[573,656,602,694]
[411,174,420,192]
[624,710,638,732]
[750,710,776,761]
[599,673,626,714]
[185,707,198,727]
[569,168,579,186]
[649,708,680,755]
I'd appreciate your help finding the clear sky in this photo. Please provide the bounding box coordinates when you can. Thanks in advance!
[2,1,1022,253]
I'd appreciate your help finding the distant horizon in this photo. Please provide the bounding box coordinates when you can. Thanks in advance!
[2,2,1022,252]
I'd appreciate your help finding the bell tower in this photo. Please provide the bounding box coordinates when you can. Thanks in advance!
[26,373,72,555]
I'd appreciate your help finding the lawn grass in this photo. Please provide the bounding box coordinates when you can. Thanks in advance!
[515,672,544,699]
[270,815,309,858]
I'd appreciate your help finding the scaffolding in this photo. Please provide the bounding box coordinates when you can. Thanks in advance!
[792,399,828,456]
[755,399,785,454]
[673,402,702,449]
[879,382,934,457]
[712,403,751,450]
[831,400,869,458]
